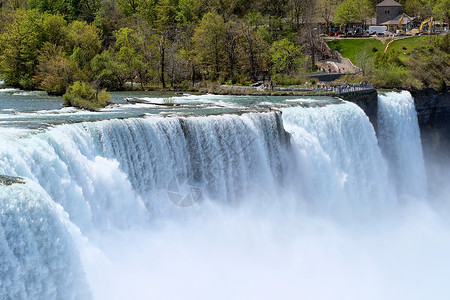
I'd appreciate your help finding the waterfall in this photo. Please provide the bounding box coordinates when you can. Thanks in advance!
[378,91,428,201]
[0,91,437,300]
[0,112,288,231]
[0,181,91,300]
[282,101,395,217]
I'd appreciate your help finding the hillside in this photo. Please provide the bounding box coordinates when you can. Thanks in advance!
[326,35,449,91]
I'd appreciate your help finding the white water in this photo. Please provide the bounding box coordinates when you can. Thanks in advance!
[378,91,428,201]
[1,91,449,299]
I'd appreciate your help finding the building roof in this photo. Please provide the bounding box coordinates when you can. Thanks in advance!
[376,0,402,7]
[381,14,415,25]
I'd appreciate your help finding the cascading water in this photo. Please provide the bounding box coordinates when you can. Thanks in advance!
[378,91,428,201]
[1,91,448,300]
[282,101,395,217]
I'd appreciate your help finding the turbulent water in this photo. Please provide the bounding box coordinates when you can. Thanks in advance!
[1,91,449,300]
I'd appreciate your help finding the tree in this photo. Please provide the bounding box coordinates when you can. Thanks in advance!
[63,81,111,111]
[356,0,374,26]
[334,0,360,29]
[79,0,102,23]
[433,0,450,25]
[192,11,226,80]
[33,43,82,95]
[270,38,302,74]
[154,0,177,88]
[176,0,203,24]
[0,9,46,88]
[28,0,80,20]
[316,0,339,32]
[42,13,68,47]
[355,50,373,76]
[224,19,241,81]
[67,20,101,64]
[114,27,145,86]
[239,12,270,81]
[91,50,129,89]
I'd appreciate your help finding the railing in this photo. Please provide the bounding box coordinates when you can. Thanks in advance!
[272,82,375,96]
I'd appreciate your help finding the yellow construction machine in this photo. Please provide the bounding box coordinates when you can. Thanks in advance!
[410,17,434,35]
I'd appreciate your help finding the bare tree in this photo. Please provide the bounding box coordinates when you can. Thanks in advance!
[355,50,373,76]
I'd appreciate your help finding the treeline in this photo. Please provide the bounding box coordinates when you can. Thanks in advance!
[0,0,448,94]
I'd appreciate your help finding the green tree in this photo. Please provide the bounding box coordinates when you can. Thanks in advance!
[239,12,270,81]
[34,42,82,95]
[176,0,204,23]
[28,0,80,20]
[91,49,129,89]
[433,0,450,24]
[270,38,302,74]
[334,0,360,29]
[154,0,178,88]
[117,0,144,16]
[63,81,111,111]
[67,20,101,64]
[0,9,45,88]
[114,27,146,86]
[192,11,226,80]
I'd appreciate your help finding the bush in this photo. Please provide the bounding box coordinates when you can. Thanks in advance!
[372,65,408,88]
[63,81,111,111]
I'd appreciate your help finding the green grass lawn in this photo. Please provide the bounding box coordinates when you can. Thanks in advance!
[326,36,431,65]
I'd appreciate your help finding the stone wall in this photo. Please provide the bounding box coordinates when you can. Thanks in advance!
[376,6,402,25]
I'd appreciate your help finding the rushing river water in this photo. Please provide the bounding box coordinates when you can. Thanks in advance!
[0,89,449,300]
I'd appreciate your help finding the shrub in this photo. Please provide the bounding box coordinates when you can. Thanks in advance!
[63,81,111,111]
[372,65,407,88]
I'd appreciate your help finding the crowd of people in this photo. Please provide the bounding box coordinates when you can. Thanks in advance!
[255,79,373,94]
[312,81,372,93]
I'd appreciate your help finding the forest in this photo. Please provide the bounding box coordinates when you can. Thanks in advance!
[0,0,448,98]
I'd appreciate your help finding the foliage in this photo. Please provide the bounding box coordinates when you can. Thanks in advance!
[433,0,450,24]
[0,9,46,88]
[28,0,80,20]
[63,81,111,110]
[374,50,404,68]
[67,20,101,63]
[90,50,129,89]
[0,0,446,93]
[270,38,302,74]
[355,50,373,76]
[372,65,408,88]
[334,0,360,28]
[405,42,450,90]
[34,43,83,95]
[192,11,226,80]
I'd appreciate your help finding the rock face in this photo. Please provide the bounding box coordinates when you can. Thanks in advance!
[411,89,450,199]
[341,90,378,132]
[412,89,450,131]
[412,88,450,151]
